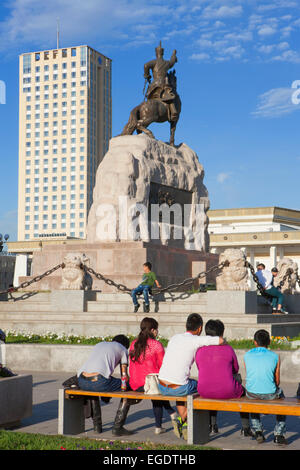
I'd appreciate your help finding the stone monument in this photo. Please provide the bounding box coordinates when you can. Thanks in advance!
[20,43,218,292]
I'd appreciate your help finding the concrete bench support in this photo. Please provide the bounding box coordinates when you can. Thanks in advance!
[187,395,210,445]
[58,388,85,435]
[0,374,32,429]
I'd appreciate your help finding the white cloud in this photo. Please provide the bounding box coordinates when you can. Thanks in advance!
[258,25,277,36]
[217,172,232,183]
[0,0,172,52]
[189,52,210,61]
[252,86,300,118]
[202,5,243,19]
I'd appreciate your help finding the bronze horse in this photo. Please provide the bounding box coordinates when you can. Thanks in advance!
[121,71,181,147]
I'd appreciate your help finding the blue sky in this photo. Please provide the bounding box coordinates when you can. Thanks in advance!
[1,0,300,241]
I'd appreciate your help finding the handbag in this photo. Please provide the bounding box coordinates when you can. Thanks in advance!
[144,373,160,395]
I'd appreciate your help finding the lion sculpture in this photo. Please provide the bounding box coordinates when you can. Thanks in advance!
[273,257,298,294]
[216,248,250,291]
[61,253,91,290]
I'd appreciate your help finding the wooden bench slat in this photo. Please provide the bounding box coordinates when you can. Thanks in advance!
[192,396,300,416]
[64,389,187,402]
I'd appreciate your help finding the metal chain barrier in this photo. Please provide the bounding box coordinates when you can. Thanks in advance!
[0,263,64,296]
[82,261,228,295]
[245,262,294,299]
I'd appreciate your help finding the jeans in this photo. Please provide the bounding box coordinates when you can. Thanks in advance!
[136,386,175,428]
[266,286,284,310]
[246,388,286,436]
[78,373,122,393]
[131,284,151,306]
[158,378,198,397]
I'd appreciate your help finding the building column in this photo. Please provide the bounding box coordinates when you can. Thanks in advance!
[278,246,284,260]
[270,245,277,268]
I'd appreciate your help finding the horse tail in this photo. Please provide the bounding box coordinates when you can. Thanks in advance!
[121,105,140,135]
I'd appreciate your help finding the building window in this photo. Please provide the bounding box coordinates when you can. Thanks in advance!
[23,54,31,73]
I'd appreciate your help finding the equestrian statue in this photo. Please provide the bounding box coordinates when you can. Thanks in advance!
[121,42,181,146]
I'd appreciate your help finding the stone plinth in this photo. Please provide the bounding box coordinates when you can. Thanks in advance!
[207,291,258,314]
[87,134,210,251]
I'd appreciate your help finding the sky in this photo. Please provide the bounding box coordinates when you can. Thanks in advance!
[1,0,300,241]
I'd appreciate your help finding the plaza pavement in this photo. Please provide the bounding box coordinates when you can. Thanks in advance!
[9,370,300,450]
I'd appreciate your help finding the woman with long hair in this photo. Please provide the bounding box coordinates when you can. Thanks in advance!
[129,317,177,434]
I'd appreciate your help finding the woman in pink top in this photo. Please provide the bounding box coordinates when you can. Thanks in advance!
[129,317,177,434]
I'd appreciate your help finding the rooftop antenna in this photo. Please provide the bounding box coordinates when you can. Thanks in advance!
[56,17,60,49]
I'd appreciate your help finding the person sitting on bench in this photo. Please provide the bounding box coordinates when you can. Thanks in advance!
[244,329,287,446]
[131,262,161,313]
[77,334,134,437]
[157,313,223,440]
[129,317,178,435]
[195,319,252,438]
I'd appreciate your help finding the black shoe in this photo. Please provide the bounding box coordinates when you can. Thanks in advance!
[93,423,103,433]
[134,303,140,313]
[254,431,265,443]
[209,424,219,435]
[101,396,111,404]
[112,426,135,436]
[144,303,150,313]
[274,435,288,446]
[240,427,255,438]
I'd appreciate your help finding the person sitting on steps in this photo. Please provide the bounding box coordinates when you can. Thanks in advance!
[255,263,288,315]
[131,262,161,313]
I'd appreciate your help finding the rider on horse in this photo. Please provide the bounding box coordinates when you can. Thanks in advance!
[143,42,179,121]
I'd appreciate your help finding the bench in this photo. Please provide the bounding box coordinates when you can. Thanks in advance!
[58,388,300,445]
[187,394,300,445]
[58,388,187,436]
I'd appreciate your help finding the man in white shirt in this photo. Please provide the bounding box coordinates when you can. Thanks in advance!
[255,263,287,315]
[157,313,223,439]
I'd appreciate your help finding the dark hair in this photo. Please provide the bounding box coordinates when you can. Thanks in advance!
[186,313,203,332]
[257,263,265,269]
[112,335,130,349]
[130,317,158,362]
[205,319,224,337]
[143,262,152,270]
[271,267,278,273]
[254,329,270,347]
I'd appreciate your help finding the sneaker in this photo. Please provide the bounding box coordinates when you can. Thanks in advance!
[274,435,288,446]
[254,431,265,443]
[240,427,255,438]
[277,309,289,315]
[144,303,150,313]
[172,416,183,439]
[133,303,140,313]
[181,421,188,440]
[155,427,167,435]
[209,424,219,435]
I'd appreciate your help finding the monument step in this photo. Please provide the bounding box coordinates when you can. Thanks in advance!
[257,314,300,324]
[0,302,51,312]
[94,292,208,302]
[0,311,281,325]
[86,301,207,314]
